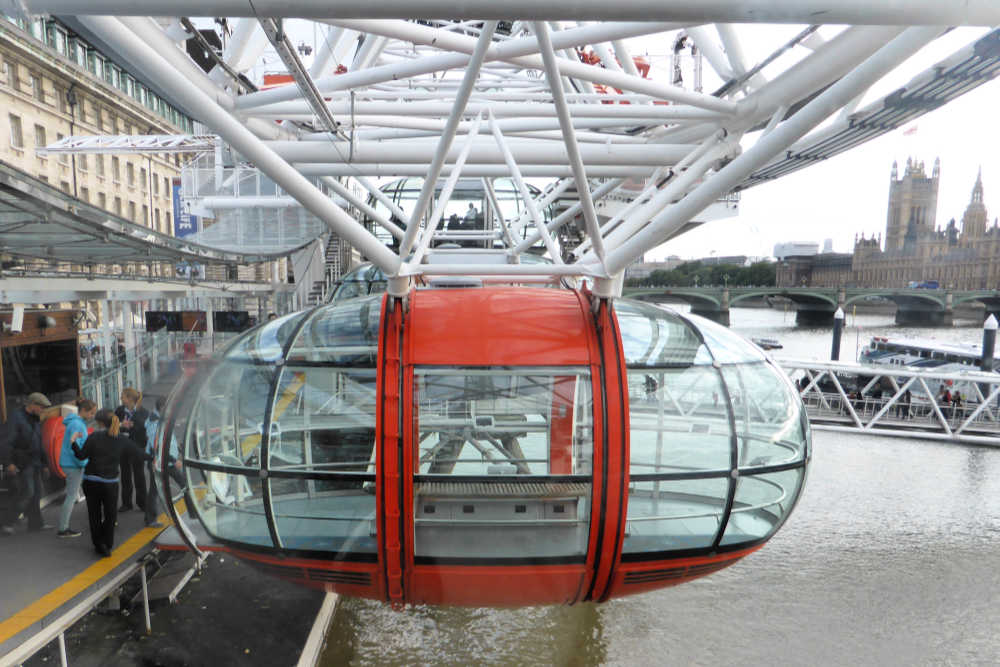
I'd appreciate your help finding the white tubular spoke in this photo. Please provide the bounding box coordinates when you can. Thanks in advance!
[514,179,624,255]
[603,27,943,275]
[488,111,563,264]
[76,14,400,273]
[400,21,498,257]
[28,1,1000,24]
[481,178,516,249]
[408,113,485,267]
[533,21,605,263]
[16,4,997,285]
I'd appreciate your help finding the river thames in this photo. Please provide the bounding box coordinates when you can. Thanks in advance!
[320,306,1000,666]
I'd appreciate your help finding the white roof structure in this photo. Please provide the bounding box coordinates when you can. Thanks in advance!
[14,2,1000,296]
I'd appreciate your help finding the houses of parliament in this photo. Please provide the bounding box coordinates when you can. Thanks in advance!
[777,158,997,289]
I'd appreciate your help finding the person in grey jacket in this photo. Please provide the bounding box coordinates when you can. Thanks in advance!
[1,393,52,535]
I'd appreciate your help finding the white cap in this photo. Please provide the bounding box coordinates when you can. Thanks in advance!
[834,307,844,320]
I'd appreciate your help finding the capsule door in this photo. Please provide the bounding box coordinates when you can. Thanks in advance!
[400,288,606,606]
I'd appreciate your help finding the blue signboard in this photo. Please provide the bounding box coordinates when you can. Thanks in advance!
[172,179,198,238]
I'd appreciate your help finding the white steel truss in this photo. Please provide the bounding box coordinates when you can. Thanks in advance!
[780,358,1000,447]
[16,2,1000,295]
[36,135,217,154]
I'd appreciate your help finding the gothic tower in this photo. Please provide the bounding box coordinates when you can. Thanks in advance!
[961,167,988,239]
[885,157,939,253]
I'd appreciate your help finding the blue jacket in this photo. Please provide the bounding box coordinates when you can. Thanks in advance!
[145,411,179,462]
[145,411,160,457]
[60,413,89,469]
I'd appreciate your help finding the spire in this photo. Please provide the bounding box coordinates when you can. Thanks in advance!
[932,157,940,178]
[972,166,984,203]
[891,160,898,180]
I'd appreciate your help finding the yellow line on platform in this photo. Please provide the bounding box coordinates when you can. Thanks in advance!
[0,506,181,644]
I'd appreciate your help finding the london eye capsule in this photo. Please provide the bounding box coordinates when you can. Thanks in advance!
[156,287,809,606]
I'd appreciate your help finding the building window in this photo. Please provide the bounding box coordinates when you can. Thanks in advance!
[155,208,161,232]
[142,204,149,225]
[128,201,136,221]
[112,156,120,183]
[71,39,88,68]
[78,152,88,171]
[29,18,44,41]
[60,180,70,193]
[164,176,170,195]
[95,154,104,177]
[9,114,23,149]
[56,133,68,164]
[34,124,46,154]
[153,175,159,195]
[4,60,18,91]
[98,192,106,209]
[30,73,43,102]
[126,161,135,187]
[114,196,122,216]
[80,186,89,202]
[140,167,147,190]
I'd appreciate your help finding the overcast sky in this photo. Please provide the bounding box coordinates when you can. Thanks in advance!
[268,22,998,263]
[646,27,1000,261]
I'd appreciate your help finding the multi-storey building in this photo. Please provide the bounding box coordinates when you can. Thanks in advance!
[778,159,995,289]
[0,14,287,284]
[0,15,192,277]
[851,161,994,289]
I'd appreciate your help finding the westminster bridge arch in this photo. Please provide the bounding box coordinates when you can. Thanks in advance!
[621,286,1000,326]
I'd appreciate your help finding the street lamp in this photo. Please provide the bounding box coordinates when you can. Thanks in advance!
[693,275,700,288]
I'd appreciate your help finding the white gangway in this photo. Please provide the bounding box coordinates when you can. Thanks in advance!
[779,358,1000,446]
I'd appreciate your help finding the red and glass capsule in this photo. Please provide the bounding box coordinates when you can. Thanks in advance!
[156,287,809,606]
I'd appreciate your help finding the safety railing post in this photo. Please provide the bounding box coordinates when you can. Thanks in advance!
[141,562,151,634]
[58,631,68,667]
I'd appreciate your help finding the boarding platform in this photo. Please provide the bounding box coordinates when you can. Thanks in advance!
[0,490,188,665]
[0,356,197,665]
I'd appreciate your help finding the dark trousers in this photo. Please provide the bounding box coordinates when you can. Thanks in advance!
[3,465,43,530]
[82,479,118,551]
[119,447,146,510]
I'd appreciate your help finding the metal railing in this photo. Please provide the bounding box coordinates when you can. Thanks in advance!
[778,358,1000,446]
[2,555,154,666]
[79,328,204,409]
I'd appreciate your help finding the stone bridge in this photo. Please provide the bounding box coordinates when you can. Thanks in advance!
[622,286,1000,326]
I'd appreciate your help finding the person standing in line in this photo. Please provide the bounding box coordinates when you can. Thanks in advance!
[142,397,185,527]
[115,388,148,512]
[0,393,53,535]
[56,398,97,538]
[71,409,144,557]
[896,390,911,420]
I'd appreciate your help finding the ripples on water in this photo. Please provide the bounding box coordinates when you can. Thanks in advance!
[321,309,1000,666]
